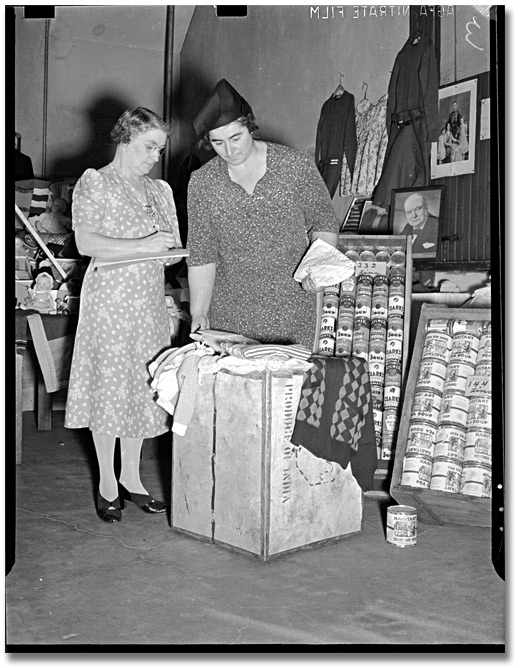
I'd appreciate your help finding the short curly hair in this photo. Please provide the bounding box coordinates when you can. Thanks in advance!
[110,106,170,145]
[200,113,259,151]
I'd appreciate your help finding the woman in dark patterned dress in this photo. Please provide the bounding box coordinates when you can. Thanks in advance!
[187,80,339,350]
[65,107,183,523]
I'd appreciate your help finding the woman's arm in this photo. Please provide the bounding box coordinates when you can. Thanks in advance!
[74,226,179,260]
[187,263,216,332]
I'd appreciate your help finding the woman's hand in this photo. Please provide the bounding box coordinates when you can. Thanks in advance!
[140,230,179,253]
[301,275,323,293]
[190,313,210,332]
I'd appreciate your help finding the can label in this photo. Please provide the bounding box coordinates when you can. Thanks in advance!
[410,390,442,423]
[322,287,340,318]
[318,336,335,356]
[464,429,492,465]
[474,361,492,379]
[385,338,403,363]
[355,295,372,319]
[319,315,337,337]
[451,319,483,335]
[449,332,479,366]
[433,425,466,462]
[369,363,385,385]
[401,454,433,488]
[339,277,357,298]
[422,332,453,363]
[461,462,492,498]
[370,319,388,340]
[430,456,462,493]
[385,363,402,388]
[406,421,437,457]
[476,333,492,364]
[467,396,492,430]
[371,297,388,320]
[371,381,384,407]
[386,505,417,548]
[416,359,447,393]
[384,384,401,410]
[335,339,353,357]
[438,392,470,428]
[444,361,475,393]
[383,409,399,435]
[427,319,452,333]
[373,407,383,436]
[356,274,374,296]
[387,318,404,343]
[388,294,405,316]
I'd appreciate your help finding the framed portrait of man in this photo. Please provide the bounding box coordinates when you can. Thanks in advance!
[389,186,445,261]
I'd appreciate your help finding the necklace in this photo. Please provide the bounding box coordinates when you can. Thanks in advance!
[113,166,159,229]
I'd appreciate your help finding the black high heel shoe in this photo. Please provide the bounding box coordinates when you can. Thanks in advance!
[97,492,122,523]
[118,484,167,514]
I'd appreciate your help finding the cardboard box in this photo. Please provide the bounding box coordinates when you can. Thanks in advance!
[390,305,492,527]
[171,367,364,560]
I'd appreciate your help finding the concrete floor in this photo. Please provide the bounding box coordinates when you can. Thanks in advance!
[6,410,505,649]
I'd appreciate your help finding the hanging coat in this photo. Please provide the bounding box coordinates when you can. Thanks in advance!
[372,35,439,209]
[315,91,357,198]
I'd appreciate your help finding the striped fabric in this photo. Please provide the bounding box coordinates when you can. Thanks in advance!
[29,180,52,217]
[219,342,312,362]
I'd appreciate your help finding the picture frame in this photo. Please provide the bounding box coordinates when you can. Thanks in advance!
[358,200,390,234]
[389,185,445,261]
[430,78,477,179]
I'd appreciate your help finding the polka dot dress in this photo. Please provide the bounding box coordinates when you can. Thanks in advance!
[65,166,181,438]
[187,142,339,350]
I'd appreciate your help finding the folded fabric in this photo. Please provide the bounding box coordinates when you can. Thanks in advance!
[219,342,312,362]
[190,329,259,354]
[290,355,377,491]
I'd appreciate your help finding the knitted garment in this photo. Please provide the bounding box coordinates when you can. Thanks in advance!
[290,356,377,491]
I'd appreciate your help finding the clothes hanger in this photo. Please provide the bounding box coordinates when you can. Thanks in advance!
[333,73,345,98]
[362,82,368,101]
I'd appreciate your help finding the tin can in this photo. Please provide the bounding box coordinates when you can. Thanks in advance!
[359,250,376,262]
[371,296,388,321]
[443,361,475,394]
[438,392,470,428]
[375,250,391,264]
[433,425,466,462]
[467,395,492,430]
[449,332,479,366]
[405,421,437,458]
[384,363,402,389]
[422,331,453,364]
[353,317,370,340]
[416,359,448,394]
[345,250,360,263]
[451,319,483,335]
[464,429,492,465]
[430,456,462,493]
[373,406,383,437]
[372,274,390,294]
[474,361,492,380]
[410,390,442,424]
[427,318,452,333]
[339,276,357,298]
[371,379,384,407]
[319,315,336,338]
[322,286,340,318]
[481,320,491,334]
[383,384,401,411]
[386,505,417,548]
[383,408,399,436]
[369,340,385,364]
[356,273,373,297]
[355,294,372,320]
[318,335,335,356]
[401,454,433,488]
[476,333,492,365]
[389,251,406,267]
[461,461,492,498]
[387,316,404,342]
[370,318,388,342]
[369,363,385,388]
[386,337,403,364]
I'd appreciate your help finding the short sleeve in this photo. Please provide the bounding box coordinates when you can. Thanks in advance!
[186,168,219,266]
[71,168,106,231]
[297,151,340,235]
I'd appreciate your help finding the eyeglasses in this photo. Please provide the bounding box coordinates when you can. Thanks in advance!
[134,137,166,156]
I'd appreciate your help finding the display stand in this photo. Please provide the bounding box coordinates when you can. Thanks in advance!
[314,235,413,492]
[390,305,492,527]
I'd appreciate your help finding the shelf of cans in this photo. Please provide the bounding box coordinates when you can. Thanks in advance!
[315,236,412,465]
[399,316,492,497]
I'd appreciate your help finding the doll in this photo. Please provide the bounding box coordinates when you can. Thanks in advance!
[20,270,56,313]
[32,197,72,235]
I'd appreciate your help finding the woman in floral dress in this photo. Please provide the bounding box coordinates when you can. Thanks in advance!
[65,107,183,523]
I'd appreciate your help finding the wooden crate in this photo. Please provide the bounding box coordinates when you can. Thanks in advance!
[171,367,364,560]
[314,235,413,489]
[390,305,492,527]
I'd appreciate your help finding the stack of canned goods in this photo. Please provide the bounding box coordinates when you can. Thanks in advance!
[461,321,492,497]
[400,318,492,498]
[335,275,357,357]
[317,284,340,356]
[352,272,373,361]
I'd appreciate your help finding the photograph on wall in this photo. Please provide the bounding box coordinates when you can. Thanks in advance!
[390,185,445,260]
[431,79,477,179]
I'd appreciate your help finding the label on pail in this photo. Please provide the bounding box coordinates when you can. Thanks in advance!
[422,331,453,363]
[401,453,433,488]
[386,505,417,548]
